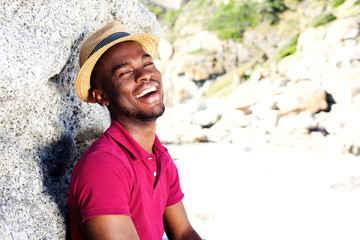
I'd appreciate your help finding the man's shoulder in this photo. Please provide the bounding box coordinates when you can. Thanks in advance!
[90,131,119,152]
[76,132,131,169]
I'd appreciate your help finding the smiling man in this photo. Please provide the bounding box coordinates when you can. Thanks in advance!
[68,21,201,240]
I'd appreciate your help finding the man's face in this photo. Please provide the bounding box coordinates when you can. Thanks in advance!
[93,41,164,122]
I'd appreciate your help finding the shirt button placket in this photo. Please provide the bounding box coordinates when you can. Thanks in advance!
[147,156,156,177]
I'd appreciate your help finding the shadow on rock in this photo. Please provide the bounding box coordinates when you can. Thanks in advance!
[40,134,76,240]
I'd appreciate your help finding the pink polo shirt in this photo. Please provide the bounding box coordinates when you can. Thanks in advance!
[68,120,184,239]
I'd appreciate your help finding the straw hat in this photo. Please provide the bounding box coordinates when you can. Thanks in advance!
[74,21,159,103]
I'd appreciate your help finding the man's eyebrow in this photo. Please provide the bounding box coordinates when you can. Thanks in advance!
[112,62,131,74]
[143,53,151,59]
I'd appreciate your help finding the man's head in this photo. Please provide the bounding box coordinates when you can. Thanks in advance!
[75,21,159,103]
[75,21,164,122]
[90,41,164,122]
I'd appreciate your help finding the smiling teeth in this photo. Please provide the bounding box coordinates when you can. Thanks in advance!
[136,87,156,98]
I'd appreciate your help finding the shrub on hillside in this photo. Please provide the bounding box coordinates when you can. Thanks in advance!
[207,0,258,41]
[276,33,299,60]
[312,13,337,27]
[207,0,287,41]
[162,8,183,27]
[332,0,345,8]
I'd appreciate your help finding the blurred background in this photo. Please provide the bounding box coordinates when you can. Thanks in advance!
[0,0,359,239]
[139,0,360,239]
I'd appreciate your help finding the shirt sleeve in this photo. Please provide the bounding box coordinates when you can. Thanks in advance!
[71,151,133,222]
[165,157,184,207]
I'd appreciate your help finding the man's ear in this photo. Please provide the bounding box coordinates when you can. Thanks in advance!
[91,89,109,106]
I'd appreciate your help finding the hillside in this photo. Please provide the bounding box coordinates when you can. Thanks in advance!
[142,0,360,156]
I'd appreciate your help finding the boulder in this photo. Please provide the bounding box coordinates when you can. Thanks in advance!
[275,81,328,113]
[276,111,318,131]
[341,109,360,156]
[158,38,173,62]
[0,0,160,238]
[152,0,183,10]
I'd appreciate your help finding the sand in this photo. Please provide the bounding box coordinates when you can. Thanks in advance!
[166,138,360,240]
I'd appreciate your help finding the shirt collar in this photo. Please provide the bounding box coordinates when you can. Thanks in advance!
[105,119,167,161]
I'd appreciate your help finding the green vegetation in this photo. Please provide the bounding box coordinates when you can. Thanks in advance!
[276,34,299,60]
[332,0,345,8]
[207,1,257,41]
[140,1,183,28]
[188,48,206,55]
[203,72,235,98]
[162,8,183,27]
[312,13,337,27]
[203,59,257,98]
[258,0,288,24]
[355,0,360,5]
[207,0,287,41]
[143,4,164,18]
[196,0,212,7]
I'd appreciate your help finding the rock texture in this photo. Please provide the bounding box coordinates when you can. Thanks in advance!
[0,1,160,239]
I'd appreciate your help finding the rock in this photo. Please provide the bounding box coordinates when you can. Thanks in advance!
[205,108,250,143]
[252,110,280,132]
[342,109,360,156]
[297,26,327,55]
[275,81,328,113]
[316,104,345,134]
[157,116,207,144]
[167,31,250,85]
[157,100,209,144]
[162,73,199,105]
[316,104,360,156]
[187,31,223,53]
[324,16,360,47]
[285,56,319,81]
[277,111,318,131]
[158,37,173,62]
[152,0,183,10]
[228,80,270,110]
[0,0,160,238]
[183,54,224,81]
[277,55,298,74]
[191,108,221,128]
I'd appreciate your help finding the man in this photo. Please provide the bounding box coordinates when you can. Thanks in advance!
[68,21,202,240]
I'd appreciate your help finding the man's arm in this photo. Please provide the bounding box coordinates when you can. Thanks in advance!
[164,201,202,240]
[85,215,139,240]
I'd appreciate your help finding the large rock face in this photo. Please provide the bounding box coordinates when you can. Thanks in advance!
[0,1,160,239]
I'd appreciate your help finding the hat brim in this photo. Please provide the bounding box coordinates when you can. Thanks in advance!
[75,33,159,103]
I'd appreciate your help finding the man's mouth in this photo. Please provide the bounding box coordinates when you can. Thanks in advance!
[135,86,157,98]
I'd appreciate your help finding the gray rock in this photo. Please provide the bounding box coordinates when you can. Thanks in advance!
[0,0,160,238]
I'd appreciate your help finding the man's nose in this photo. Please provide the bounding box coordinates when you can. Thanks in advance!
[135,68,153,83]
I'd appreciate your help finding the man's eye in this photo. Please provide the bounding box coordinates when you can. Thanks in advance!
[144,62,154,67]
[118,71,133,77]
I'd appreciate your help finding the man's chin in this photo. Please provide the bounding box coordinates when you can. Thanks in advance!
[138,105,165,122]
[126,104,165,122]
[109,104,165,123]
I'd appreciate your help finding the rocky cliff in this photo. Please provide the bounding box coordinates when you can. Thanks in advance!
[0,1,160,238]
[149,0,360,156]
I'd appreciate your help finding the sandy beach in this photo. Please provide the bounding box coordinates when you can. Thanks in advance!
[166,137,360,240]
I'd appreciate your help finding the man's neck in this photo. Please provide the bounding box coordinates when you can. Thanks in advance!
[114,118,156,154]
